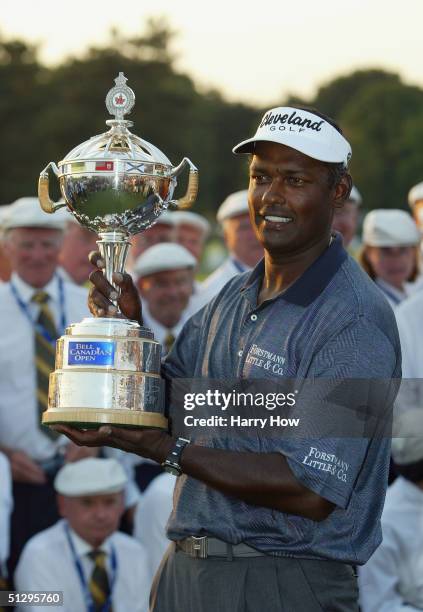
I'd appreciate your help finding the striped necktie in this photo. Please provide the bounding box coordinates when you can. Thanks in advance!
[88,550,112,612]
[163,331,175,355]
[31,290,59,439]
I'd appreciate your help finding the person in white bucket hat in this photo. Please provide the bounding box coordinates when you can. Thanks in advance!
[171,210,210,263]
[15,458,150,612]
[0,196,94,576]
[359,209,420,309]
[133,242,197,355]
[199,190,263,306]
[332,184,362,249]
[408,181,423,233]
[359,409,423,611]
[57,106,401,612]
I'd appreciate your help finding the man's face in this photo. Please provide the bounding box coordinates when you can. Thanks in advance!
[4,227,63,288]
[137,268,194,328]
[413,200,423,233]
[58,492,124,548]
[365,246,416,289]
[223,213,263,268]
[59,223,98,285]
[248,142,346,258]
[332,201,359,247]
[131,224,176,259]
[175,224,205,261]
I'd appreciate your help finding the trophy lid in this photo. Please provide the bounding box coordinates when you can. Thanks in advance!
[59,73,173,172]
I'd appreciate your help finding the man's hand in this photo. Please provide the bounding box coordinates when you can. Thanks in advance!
[51,424,174,465]
[5,450,47,484]
[88,251,142,325]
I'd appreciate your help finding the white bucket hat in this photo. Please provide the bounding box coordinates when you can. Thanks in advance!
[133,242,196,279]
[54,458,127,496]
[362,209,420,247]
[3,197,66,231]
[408,181,423,210]
[216,190,249,224]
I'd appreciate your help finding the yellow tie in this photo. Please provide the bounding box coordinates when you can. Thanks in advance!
[31,290,59,439]
[163,331,175,355]
[88,550,112,612]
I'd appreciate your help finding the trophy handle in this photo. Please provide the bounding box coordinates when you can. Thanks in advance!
[168,157,199,210]
[38,162,66,214]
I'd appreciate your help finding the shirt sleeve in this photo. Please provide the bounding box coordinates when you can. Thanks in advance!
[14,547,59,612]
[279,317,400,509]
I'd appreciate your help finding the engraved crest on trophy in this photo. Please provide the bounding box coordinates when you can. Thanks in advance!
[38,72,198,429]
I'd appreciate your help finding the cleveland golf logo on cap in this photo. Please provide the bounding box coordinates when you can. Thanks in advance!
[260,109,324,133]
[233,106,352,167]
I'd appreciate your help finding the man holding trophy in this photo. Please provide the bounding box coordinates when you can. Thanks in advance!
[41,76,400,611]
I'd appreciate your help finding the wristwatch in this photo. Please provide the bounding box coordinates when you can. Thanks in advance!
[161,437,190,476]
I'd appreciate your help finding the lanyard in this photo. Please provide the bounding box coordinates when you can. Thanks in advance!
[65,523,117,612]
[10,275,66,343]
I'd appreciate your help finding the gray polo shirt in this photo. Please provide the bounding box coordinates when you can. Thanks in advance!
[162,234,401,565]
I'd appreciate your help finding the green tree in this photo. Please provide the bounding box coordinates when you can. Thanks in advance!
[341,79,423,209]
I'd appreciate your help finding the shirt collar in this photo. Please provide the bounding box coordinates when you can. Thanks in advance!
[142,302,187,340]
[241,233,347,307]
[229,255,250,274]
[11,272,60,305]
[375,278,407,303]
[66,522,111,558]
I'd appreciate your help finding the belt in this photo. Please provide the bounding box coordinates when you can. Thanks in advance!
[176,536,267,559]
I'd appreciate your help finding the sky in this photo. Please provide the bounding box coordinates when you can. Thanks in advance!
[2,0,423,106]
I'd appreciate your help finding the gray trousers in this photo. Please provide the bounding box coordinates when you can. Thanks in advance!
[150,543,359,612]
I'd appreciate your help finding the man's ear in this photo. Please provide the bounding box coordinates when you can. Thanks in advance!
[333,174,353,209]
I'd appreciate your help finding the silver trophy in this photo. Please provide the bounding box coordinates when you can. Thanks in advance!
[38,73,198,429]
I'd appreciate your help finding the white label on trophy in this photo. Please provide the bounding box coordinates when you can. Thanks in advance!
[67,341,115,366]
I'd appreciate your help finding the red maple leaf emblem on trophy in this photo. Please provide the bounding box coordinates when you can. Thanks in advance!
[114,94,125,105]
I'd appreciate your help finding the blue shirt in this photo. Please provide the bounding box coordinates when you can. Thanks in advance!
[162,234,401,564]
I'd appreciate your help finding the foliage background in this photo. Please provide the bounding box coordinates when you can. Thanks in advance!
[1,19,423,216]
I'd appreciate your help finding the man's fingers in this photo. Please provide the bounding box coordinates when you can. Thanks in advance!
[51,424,139,453]
[51,424,109,447]
[89,287,116,311]
[88,251,105,269]
[89,270,117,299]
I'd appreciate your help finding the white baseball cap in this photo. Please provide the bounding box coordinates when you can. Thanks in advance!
[233,106,352,167]
[133,242,196,279]
[362,209,420,247]
[217,190,249,224]
[3,197,66,231]
[54,458,127,496]
[170,211,210,236]
[392,409,423,465]
[408,182,423,210]
[348,186,362,206]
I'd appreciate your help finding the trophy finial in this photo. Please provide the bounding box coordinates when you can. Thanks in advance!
[105,72,135,121]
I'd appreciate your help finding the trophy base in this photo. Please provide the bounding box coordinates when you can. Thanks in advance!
[42,408,168,430]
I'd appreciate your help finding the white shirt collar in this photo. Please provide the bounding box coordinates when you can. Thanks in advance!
[375,277,408,302]
[66,522,111,558]
[228,254,250,273]
[11,271,60,305]
[142,302,186,343]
